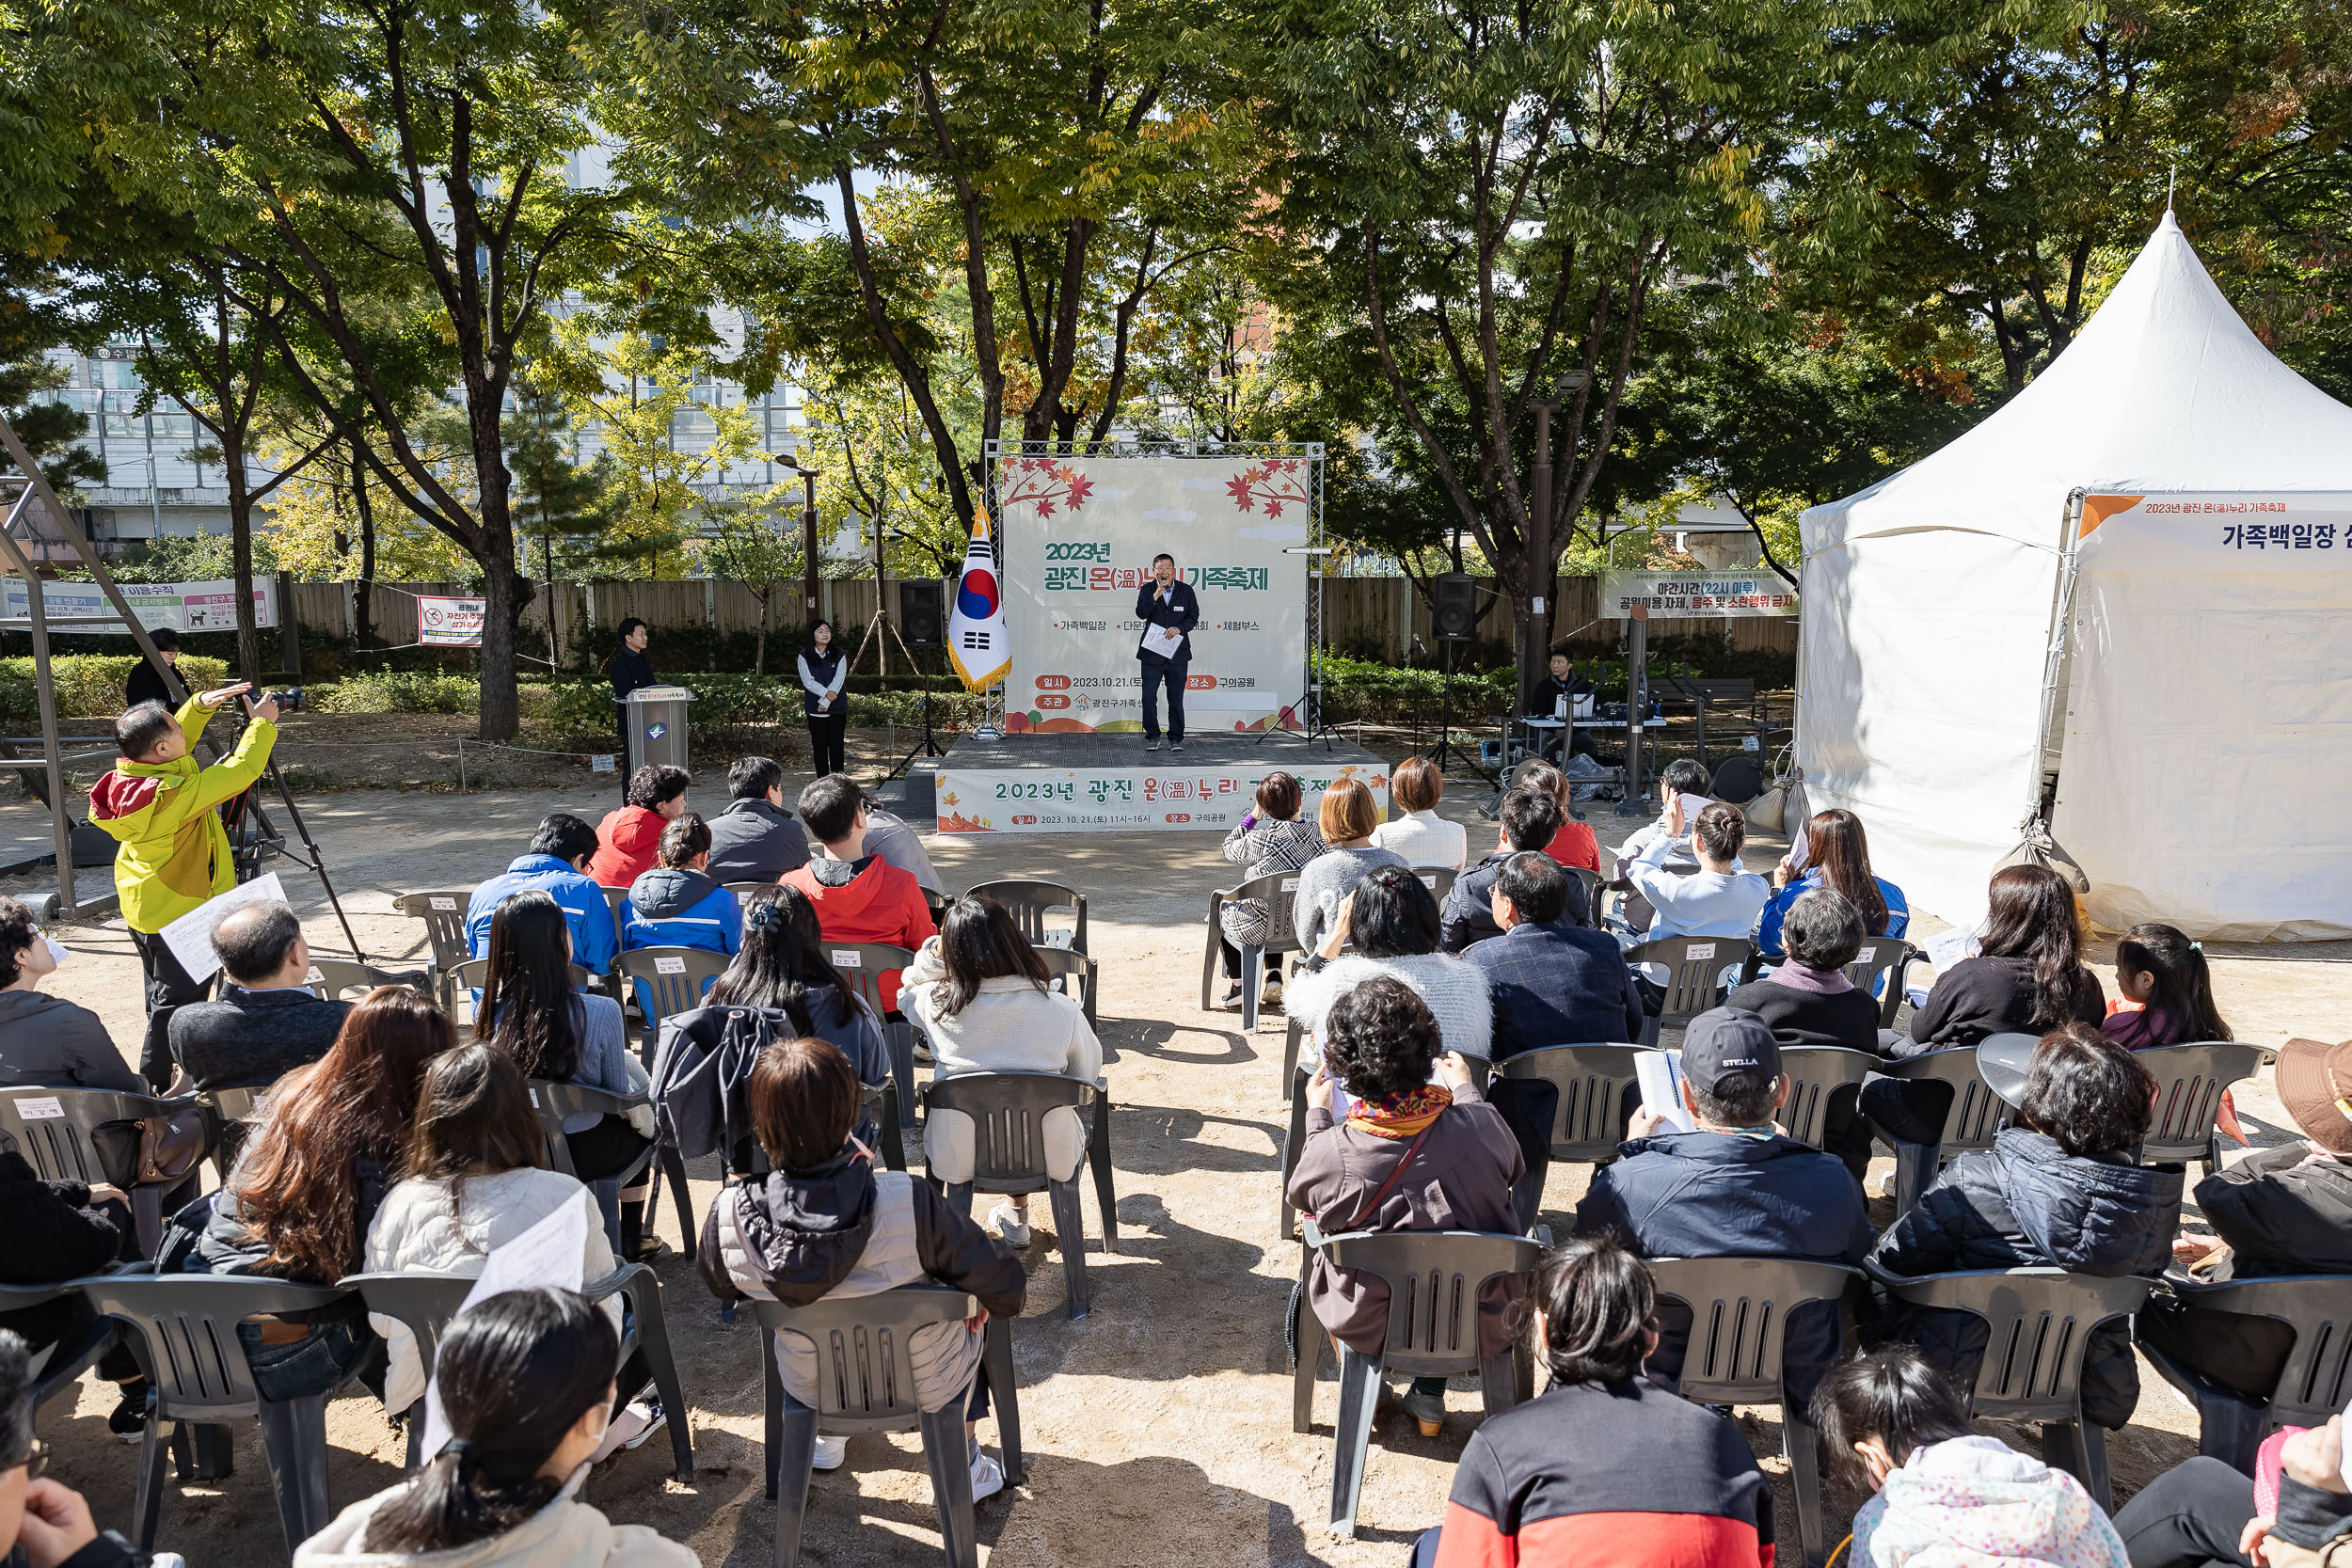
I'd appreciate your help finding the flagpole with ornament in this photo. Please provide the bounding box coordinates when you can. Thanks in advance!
[947,508,1010,737]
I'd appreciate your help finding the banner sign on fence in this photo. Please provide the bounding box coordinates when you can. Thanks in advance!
[1599,570,1797,619]
[996,453,1311,733]
[0,578,275,633]
[417,595,487,647]
[935,759,1385,834]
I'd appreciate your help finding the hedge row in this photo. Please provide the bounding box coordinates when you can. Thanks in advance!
[0,655,233,730]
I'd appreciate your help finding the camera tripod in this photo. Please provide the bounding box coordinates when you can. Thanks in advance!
[848,604,947,784]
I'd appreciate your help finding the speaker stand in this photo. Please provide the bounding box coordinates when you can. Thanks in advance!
[881,665,948,784]
[1429,639,1497,789]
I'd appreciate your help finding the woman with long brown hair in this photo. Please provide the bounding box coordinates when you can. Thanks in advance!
[1756,807,1909,958]
[195,986,453,1401]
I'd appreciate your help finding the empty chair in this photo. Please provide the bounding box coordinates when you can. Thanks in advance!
[922,1070,1119,1319]
[964,879,1089,953]
[300,956,421,1004]
[0,1085,203,1257]
[1029,944,1100,1032]
[1648,1256,1862,1567]
[1496,1043,1645,1232]
[1865,1045,2013,1217]
[1777,1046,1879,1151]
[2137,1275,2352,1475]
[1199,869,1308,1033]
[390,889,472,1010]
[2136,1040,2275,1172]
[1623,934,1753,1047]
[615,945,730,1056]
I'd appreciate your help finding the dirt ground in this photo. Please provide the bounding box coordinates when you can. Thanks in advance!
[18,756,2352,1567]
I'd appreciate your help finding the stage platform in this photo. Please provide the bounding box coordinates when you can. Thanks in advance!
[885,732,1391,835]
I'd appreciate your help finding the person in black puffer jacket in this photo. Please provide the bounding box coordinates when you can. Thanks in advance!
[1867,1022,2183,1430]
[0,1139,151,1436]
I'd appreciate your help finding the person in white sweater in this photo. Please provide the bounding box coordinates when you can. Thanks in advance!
[1369,755,1468,871]
[1285,865,1494,1064]
[899,895,1104,1248]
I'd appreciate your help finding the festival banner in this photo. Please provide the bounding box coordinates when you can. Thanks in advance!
[936,758,1386,834]
[2074,491,2352,568]
[996,454,1311,732]
[417,594,487,647]
[1599,570,1797,619]
[0,578,275,633]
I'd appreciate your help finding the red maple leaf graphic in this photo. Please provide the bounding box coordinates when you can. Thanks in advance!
[1035,498,1057,519]
[1225,474,1256,511]
[1264,499,1285,517]
[1066,473,1094,507]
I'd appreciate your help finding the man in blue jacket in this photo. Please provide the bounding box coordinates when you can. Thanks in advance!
[1133,552,1199,752]
[465,812,619,974]
[1575,1006,1871,1402]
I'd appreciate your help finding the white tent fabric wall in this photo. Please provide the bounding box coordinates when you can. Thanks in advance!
[1799,210,2352,935]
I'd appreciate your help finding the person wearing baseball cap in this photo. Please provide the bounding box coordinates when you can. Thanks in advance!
[1574,1006,1872,1402]
[2136,1035,2352,1402]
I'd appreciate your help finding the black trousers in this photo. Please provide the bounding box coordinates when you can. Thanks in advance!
[2135,1296,2299,1403]
[2113,1456,2256,1568]
[806,708,848,777]
[1140,659,1185,741]
[566,1115,652,1184]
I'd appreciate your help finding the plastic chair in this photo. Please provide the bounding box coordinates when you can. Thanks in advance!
[2138,1275,2352,1475]
[1776,1047,1879,1151]
[529,1078,656,1183]
[1290,1221,1540,1537]
[1199,869,1307,1033]
[2137,1042,2275,1173]
[449,957,595,1028]
[1567,865,1603,919]
[1844,939,1923,1029]
[0,1085,204,1257]
[1648,1257,1862,1568]
[824,941,919,1129]
[1867,1263,2153,1511]
[1496,1044,1645,1232]
[1278,1060,1314,1240]
[301,957,422,1003]
[0,1277,128,1416]
[80,1274,354,1555]
[1409,866,1457,907]
[723,879,777,903]
[616,945,731,1056]
[1030,944,1100,1032]
[921,1070,1119,1319]
[391,889,472,1011]
[601,885,628,961]
[753,1284,1019,1568]
[1866,1046,2012,1219]
[1623,934,1753,1046]
[194,1080,278,1180]
[964,879,1089,954]
[347,1263,694,1480]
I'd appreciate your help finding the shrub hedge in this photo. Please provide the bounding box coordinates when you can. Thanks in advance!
[0,655,232,729]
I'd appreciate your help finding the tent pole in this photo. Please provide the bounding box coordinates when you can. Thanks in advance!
[2027,489,2089,826]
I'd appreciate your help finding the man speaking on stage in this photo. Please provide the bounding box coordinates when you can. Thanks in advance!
[1135,552,1199,752]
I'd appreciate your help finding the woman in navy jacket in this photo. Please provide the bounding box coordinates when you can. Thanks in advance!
[623,814,742,1013]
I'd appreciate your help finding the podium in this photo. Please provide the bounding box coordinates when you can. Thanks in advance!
[624,686,695,774]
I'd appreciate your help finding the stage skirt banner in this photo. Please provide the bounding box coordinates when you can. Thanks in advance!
[936,759,1386,834]
[1599,570,1797,618]
[996,453,1311,733]
[1,577,276,633]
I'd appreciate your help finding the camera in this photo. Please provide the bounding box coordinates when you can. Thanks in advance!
[265,689,305,713]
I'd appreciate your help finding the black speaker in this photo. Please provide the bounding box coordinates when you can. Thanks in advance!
[898,579,944,646]
[1432,572,1477,641]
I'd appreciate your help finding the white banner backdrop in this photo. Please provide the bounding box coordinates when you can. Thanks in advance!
[1,578,275,633]
[935,757,1387,834]
[995,453,1310,733]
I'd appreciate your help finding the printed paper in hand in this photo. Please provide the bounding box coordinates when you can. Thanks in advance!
[159,873,286,985]
[1633,1050,1696,1133]
[1142,623,1184,660]
[417,1188,591,1462]
[1921,924,1980,978]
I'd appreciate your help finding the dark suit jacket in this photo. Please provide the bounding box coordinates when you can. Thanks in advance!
[1464,919,1645,1057]
[167,987,353,1091]
[125,658,177,711]
[1441,852,1592,952]
[1134,580,1200,665]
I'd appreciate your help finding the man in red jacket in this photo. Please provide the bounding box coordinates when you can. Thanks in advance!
[589,764,691,887]
[783,774,936,1012]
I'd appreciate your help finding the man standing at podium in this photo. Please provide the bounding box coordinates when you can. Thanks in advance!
[609,616,655,791]
[1135,553,1199,753]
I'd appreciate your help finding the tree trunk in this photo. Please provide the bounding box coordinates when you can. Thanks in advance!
[755,591,769,675]
[352,448,376,645]
[224,424,262,685]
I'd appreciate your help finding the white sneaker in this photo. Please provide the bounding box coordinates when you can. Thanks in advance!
[969,1449,1005,1502]
[1873,1170,1898,1199]
[989,1202,1031,1247]
[812,1434,848,1471]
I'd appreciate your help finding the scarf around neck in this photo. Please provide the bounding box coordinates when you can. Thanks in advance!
[1771,959,1853,995]
[1346,1083,1453,1139]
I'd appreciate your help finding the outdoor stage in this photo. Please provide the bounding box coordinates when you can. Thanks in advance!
[895,732,1391,835]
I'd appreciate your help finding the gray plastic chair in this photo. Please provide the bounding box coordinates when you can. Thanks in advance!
[823,941,919,1129]
[1278,1061,1313,1240]
[616,945,730,1057]
[346,1263,694,1480]
[1624,935,1753,1046]
[1777,1047,1879,1151]
[300,957,423,1004]
[1845,939,1923,1029]
[529,1079,656,1184]
[0,1085,204,1257]
[1410,866,1458,907]
[753,1283,1017,1568]
[194,1080,278,1180]
[1290,1221,1540,1538]
[2137,1275,2352,1475]
[1030,944,1100,1032]
[80,1274,353,1555]
[1867,1263,2154,1511]
[1497,1044,1645,1232]
[964,879,1089,955]
[2137,1042,2276,1173]
[723,880,778,903]
[0,1278,128,1416]
[1199,870,1307,1033]
[1867,1046,2013,1218]
[601,886,628,964]
[921,1070,1119,1320]
[391,889,472,1011]
[1649,1257,1862,1568]
[450,957,595,1028]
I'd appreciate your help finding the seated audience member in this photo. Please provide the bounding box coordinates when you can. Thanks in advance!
[1574,1006,1870,1402]
[2113,1420,2352,1568]
[1461,852,1644,1060]
[699,1037,1025,1486]
[1617,757,1712,864]
[589,764,691,888]
[1441,786,1583,954]
[1868,1024,2181,1433]
[858,797,945,898]
[466,813,618,976]
[1814,1348,2128,1568]
[2103,923,2229,1051]
[621,813,742,1008]
[1756,807,1910,959]
[1287,976,1522,1437]
[0,1329,158,1568]
[1622,798,1769,946]
[783,775,936,1014]
[197,987,453,1402]
[1285,866,1494,1061]
[1216,771,1327,1007]
[294,1288,698,1568]
[1293,778,1407,959]
[1724,887,1882,1183]
[2137,1033,2352,1402]
[479,892,652,1257]
[0,895,135,1093]
[1513,758,1602,876]
[0,1137,147,1438]
[901,895,1104,1247]
[703,756,810,883]
[167,900,352,1091]
[1421,1236,1775,1568]
[1370,756,1469,871]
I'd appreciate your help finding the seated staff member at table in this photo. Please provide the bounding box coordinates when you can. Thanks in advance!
[1134,553,1199,753]
[1524,651,1590,761]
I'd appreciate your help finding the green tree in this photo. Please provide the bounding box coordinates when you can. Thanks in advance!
[693,488,805,673]
[505,372,613,664]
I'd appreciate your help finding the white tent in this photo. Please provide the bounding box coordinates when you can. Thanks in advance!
[1798,212,2352,940]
